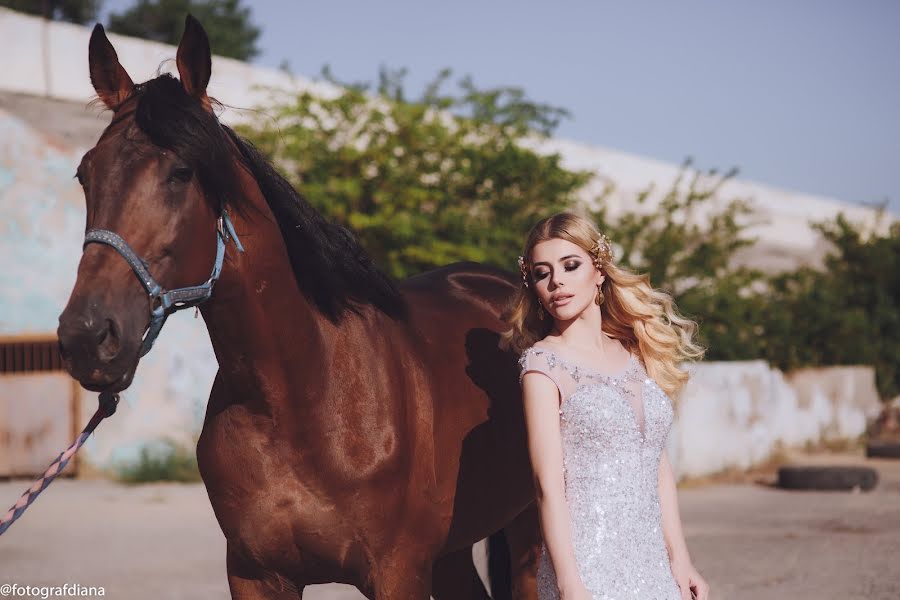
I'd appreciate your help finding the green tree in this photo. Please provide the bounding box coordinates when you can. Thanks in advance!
[238,68,589,278]
[0,0,100,23]
[588,168,899,397]
[107,0,260,61]
[763,213,899,397]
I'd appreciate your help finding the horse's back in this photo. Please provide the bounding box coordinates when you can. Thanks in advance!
[400,261,518,313]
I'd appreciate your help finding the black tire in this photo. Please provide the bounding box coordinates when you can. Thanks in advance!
[776,466,878,491]
[866,441,900,459]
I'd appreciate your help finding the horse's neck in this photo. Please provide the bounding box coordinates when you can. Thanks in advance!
[199,179,332,413]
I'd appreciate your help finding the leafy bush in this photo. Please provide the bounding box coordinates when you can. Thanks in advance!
[593,166,898,398]
[763,214,899,398]
[237,68,588,278]
[114,439,201,484]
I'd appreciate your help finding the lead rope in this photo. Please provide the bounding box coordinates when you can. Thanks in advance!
[0,391,120,536]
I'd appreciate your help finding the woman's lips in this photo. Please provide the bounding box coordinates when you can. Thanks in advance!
[552,295,573,306]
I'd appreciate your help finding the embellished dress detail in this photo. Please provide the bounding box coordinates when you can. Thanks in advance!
[518,346,681,600]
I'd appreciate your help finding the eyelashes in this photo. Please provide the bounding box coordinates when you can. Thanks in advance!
[533,262,581,280]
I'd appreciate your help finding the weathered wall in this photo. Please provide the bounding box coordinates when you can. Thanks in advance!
[0,107,84,336]
[669,361,882,479]
[0,104,218,467]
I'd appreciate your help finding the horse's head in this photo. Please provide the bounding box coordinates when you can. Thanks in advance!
[58,16,242,393]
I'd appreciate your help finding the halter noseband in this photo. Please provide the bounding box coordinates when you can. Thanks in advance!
[82,207,245,357]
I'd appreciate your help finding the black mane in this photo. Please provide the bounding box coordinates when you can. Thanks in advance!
[131,73,408,322]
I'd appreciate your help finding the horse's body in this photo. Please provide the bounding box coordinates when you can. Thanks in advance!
[199,252,534,596]
[57,17,542,598]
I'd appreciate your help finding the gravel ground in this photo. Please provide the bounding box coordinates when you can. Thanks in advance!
[1,451,898,600]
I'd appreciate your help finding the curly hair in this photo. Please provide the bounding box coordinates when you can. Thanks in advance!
[499,212,704,399]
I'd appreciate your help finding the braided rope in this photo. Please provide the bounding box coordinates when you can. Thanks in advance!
[0,392,119,537]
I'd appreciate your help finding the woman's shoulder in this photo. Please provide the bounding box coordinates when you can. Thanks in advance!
[517,341,566,378]
[517,344,536,368]
[517,344,567,398]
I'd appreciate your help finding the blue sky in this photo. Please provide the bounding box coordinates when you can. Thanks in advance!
[100,1,900,213]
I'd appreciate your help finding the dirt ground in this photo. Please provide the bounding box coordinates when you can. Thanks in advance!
[1,450,898,600]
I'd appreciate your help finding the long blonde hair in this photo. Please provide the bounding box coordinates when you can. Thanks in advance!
[499,212,704,398]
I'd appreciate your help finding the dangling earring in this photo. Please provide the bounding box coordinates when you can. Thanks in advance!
[538,303,545,320]
[595,284,605,306]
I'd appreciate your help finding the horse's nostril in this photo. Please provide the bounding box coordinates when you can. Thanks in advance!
[97,318,121,363]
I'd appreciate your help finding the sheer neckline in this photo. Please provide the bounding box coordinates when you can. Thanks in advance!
[527,345,637,380]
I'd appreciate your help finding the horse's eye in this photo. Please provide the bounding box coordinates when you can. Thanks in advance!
[170,166,194,183]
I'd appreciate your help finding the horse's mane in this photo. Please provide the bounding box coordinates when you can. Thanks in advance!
[129,73,408,323]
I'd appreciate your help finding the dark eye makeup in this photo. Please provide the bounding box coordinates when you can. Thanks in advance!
[533,261,581,280]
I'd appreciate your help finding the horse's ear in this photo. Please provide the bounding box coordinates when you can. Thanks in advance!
[176,14,212,110]
[88,24,134,111]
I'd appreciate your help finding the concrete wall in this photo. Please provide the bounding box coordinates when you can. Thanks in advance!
[670,361,882,479]
[0,8,335,120]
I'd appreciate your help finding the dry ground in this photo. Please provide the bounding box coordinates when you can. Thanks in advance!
[1,450,898,600]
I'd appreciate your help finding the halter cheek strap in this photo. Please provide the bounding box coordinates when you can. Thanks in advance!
[82,208,244,357]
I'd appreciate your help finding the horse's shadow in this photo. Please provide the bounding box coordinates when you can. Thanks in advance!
[444,327,534,547]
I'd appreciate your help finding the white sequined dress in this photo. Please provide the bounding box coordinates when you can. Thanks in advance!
[518,346,682,600]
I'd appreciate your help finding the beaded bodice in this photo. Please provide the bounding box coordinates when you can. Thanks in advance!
[518,345,681,600]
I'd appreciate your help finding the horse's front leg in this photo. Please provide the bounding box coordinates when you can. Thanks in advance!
[366,547,434,600]
[226,543,304,600]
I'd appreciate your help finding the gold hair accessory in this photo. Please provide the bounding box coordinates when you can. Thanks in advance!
[517,255,530,288]
[589,233,613,268]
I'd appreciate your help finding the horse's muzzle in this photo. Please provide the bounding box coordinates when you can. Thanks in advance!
[57,306,138,392]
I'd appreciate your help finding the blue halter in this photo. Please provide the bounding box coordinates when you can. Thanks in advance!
[83,208,245,357]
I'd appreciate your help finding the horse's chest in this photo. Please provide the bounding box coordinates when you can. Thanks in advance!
[199,406,361,569]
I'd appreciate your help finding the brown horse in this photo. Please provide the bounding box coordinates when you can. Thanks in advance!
[56,16,544,599]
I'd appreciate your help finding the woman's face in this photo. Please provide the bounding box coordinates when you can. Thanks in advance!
[530,238,604,322]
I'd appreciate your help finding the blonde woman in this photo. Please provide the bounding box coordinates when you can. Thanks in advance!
[501,212,710,600]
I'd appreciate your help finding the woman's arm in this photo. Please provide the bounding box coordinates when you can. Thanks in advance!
[521,372,585,595]
[659,449,709,600]
[658,450,690,562]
